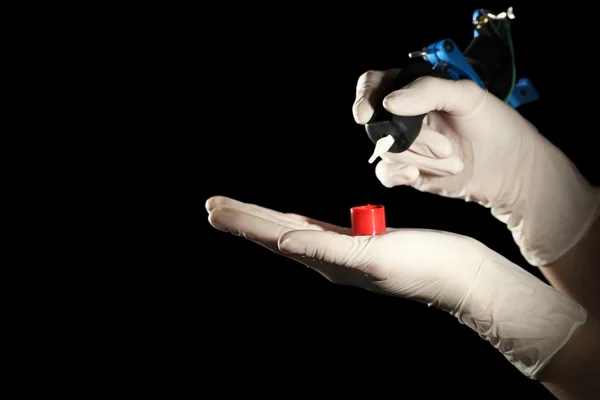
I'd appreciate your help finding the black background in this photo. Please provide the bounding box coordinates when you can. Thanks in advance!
[197,3,597,398]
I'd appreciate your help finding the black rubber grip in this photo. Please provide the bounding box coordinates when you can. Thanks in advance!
[365,60,451,153]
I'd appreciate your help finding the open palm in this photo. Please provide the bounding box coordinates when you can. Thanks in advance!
[206,195,396,289]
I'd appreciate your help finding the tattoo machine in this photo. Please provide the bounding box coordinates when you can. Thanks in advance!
[365,6,540,163]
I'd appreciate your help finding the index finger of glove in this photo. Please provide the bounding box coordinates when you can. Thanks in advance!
[353,68,401,124]
[383,76,487,117]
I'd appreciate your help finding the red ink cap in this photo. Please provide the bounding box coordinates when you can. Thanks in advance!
[350,204,386,236]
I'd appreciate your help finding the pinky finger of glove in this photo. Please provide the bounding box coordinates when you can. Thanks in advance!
[409,124,453,159]
[381,150,464,176]
[375,162,420,188]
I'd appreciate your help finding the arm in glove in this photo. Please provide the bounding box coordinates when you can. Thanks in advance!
[353,71,600,316]
[205,195,598,398]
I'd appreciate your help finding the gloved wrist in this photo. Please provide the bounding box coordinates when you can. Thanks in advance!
[488,130,600,266]
[438,243,588,379]
[382,232,588,380]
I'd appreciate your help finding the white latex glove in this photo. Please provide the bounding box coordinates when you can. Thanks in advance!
[353,71,600,267]
[206,195,587,379]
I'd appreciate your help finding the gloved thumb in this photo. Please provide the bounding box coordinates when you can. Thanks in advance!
[383,76,487,117]
[278,230,378,275]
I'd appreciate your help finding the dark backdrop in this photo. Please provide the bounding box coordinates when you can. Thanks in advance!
[197,3,597,398]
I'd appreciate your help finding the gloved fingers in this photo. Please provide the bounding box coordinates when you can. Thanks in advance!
[206,195,350,234]
[208,206,304,253]
[206,195,247,213]
[375,162,420,188]
[382,76,487,117]
[409,123,453,158]
[278,230,389,281]
[410,172,462,197]
[380,150,464,177]
[206,196,312,229]
[209,205,352,277]
[353,68,401,124]
[281,213,351,235]
[206,195,282,218]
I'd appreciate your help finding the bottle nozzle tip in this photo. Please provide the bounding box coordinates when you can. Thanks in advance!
[368,135,395,164]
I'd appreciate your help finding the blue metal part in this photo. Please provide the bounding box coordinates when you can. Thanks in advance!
[420,8,541,110]
[423,39,484,88]
[507,78,539,107]
[472,9,482,38]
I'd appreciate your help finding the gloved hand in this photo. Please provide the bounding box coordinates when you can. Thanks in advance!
[206,195,587,380]
[353,71,600,267]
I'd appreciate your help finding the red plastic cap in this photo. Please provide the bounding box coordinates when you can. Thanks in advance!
[350,204,386,236]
